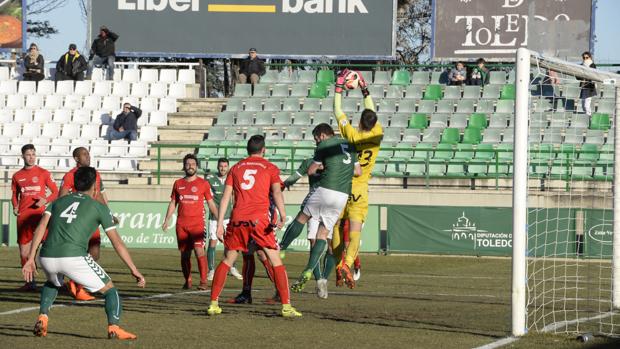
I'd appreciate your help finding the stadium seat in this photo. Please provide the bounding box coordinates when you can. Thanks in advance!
[36,80,55,95]
[473,143,495,162]
[168,83,187,99]
[14,109,32,123]
[342,98,358,113]
[429,114,448,128]
[481,128,502,144]
[93,81,112,96]
[271,84,289,98]
[433,143,453,161]
[178,69,196,84]
[139,126,158,142]
[402,128,422,143]
[302,98,321,111]
[440,128,460,144]
[453,143,474,161]
[42,95,62,110]
[278,98,297,112]
[25,95,44,109]
[73,110,91,124]
[298,70,317,83]
[102,96,121,111]
[159,69,177,83]
[236,112,254,125]
[500,84,516,100]
[496,100,514,113]
[431,71,448,84]
[308,83,328,98]
[468,113,488,129]
[278,70,297,84]
[368,85,384,99]
[149,83,168,98]
[313,112,331,125]
[159,98,177,113]
[449,114,467,129]
[150,111,168,126]
[373,71,390,84]
[462,127,482,144]
[463,85,481,99]
[108,140,129,157]
[456,100,475,114]
[61,124,81,139]
[0,66,9,80]
[590,113,610,130]
[320,98,334,111]
[423,85,442,100]
[411,71,430,85]
[489,71,507,85]
[255,111,273,125]
[391,70,410,86]
[0,80,17,94]
[383,128,402,142]
[290,84,310,97]
[378,99,397,113]
[34,110,53,123]
[285,126,303,140]
[316,70,335,85]
[436,100,454,113]
[390,114,409,128]
[6,94,24,109]
[19,81,37,95]
[275,112,293,125]
[481,85,501,99]
[112,81,131,97]
[207,126,226,140]
[404,85,424,99]
[443,86,462,100]
[291,112,310,126]
[386,85,403,99]
[417,100,435,113]
[398,99,416,113]
[22,123,41,138]
[140,69,159,83]
[475,100,494,113]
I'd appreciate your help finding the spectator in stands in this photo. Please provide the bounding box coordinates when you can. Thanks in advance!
[578,51,597,116]
[88,25,119,80]
[469,58,489,86]
[22,44,45,82]
[448,61,467,86]
[55,44,88,81]
[108,103,142,141]
[238,48,265,85]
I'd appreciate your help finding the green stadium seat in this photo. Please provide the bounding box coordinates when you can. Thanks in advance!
[308,83,328,98]
[422,128,442,143]
[590,113,610,130]
[557,144,577,161]
[436,100,455,113]
[291,112,310,125]
[408,113,428,129]
[468,163,488,177]
[481,85,501,99]
[386,85,404,98]
[418,100,436,113]
[428,163,446,176]
[407,162,426,176]
[487,164,510,177]
[225,98,244,112]
[234,84,252,97]
[216,140,237,157]
[497,144,513,163]
[473,144,495,162]
[413,142,433,160]
[263,99,282,112]
[271,84,289,97]
[384,128,402,142]
[295,140,315,158]
[290,84,310,97]
[443,86,462,100]
[456,100,475,114]
[593,166,609,180]
[449,114,468,129]
[411,71,430,85]
[454,143,474,161]
[373,71,390,84]
[403,129,422,143]
[252,84,270,97]
[272,140,295,160]
[564,127,584,145]
[260,70,279,84]
[391,114,409,128]
[530,143,554,161]
[302,98,321,111]
[244,98,263,112]
[549,161,570,180]
[462,127,482,144]
[423,84,443,100]
[496,100,514,113]
[476,100,495,113]
[236,111,254,125]
[313,112,331,125]
[197,140,218,159]
[435,144,455,161]
[489,71,507,85]
[297,70,317,83]
[405,85,424,99]
[597,100,615,114]
[576,143,599,163]
[384,162,407,177]
[316,70,335,84]
[393,143,414,161]
[446,163,467,177]
[500,84,516,100]
[598,144,613,165]
[469,113,488,129]
[463,85,481,99]
[440,128,460,144]
[255,111,273,125]
[571,165,593,180]
[391,70,411,86]
[246,127,264,139]
[377,144,395,161]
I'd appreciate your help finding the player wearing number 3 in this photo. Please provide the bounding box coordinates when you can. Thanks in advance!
[22,167,145,340]
[332,69,383,289]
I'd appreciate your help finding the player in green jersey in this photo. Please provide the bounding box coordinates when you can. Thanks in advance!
[22,167,145,340]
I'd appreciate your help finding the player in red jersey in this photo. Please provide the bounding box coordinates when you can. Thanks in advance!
[208,135,301,317]
[11,144,59,291]
[59,147,110,300]
[163,154,218,290]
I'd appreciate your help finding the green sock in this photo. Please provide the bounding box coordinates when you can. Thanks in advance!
[207,246,216,271]
[39,282,59,315]
[304,239,327,273]
[280,219,305,250]
[312,260,322,281]
[322,253,335,279]
[104,287,122,325]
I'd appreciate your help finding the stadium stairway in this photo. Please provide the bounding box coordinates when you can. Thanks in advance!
[131,98,227,185]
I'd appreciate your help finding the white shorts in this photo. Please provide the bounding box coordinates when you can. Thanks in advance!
[302,187,349,234]
[39,255,110,293]
[306,217,334,240]
[207,219,229,241]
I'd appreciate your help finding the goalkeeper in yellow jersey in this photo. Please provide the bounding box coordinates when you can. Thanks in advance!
[332,69,383,289]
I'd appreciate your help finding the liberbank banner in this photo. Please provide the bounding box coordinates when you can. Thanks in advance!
[432,0,593,61]
[8,201,380,252]
[91,0,396,58]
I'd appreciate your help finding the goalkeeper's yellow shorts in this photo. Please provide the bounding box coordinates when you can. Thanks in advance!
[343,186,369,223]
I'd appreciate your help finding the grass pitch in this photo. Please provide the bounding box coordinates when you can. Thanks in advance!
[1,247,619,348]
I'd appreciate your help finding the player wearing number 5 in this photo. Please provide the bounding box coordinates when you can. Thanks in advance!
[22,167,145,340]
[333,69,383,289]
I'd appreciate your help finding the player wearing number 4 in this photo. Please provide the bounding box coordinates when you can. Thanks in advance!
[333,69,382,289]
[208,135,301,317]
[163,154,218,290]
[22,166,146,340]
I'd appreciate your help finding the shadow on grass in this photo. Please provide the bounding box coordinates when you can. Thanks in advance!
[0,324,98,339]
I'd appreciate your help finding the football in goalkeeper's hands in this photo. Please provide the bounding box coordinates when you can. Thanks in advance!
[344,70,360,90]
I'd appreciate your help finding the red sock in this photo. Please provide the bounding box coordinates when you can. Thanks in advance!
[242,254,255,292]
[260,258,275,283]
[181,255,192,281]
[197,255,208,284]
[20,256,27,267]
[210,262,230,301]
[354,256,361,269]
[272,265,290,305]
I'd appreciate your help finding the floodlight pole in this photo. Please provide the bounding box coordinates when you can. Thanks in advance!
[512,47,530,337]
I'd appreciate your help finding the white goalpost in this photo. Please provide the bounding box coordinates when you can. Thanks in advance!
[513,48,620,337]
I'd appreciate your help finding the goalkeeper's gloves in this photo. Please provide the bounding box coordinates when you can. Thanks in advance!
[335,68,350,94]
[358,71,370,98]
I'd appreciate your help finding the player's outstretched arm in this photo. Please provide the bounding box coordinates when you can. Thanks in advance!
[358,72,375,112]
[216,186,233,241]
[334,69,348,120]
[270,183,287,230]
[106,228,146,288]
[162,199,177,232]
[22,213,51,282]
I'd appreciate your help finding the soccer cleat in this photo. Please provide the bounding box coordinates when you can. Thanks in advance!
[207,270,214,281]
[182,278,192,290]
[335,267,344,287]
[19,281,37,292]
[281,304,302,318]
[75,287,95,301]
[264,291,280,305]
[107,325,137,340]
[197,282,208,290]
[341,264,355,289]
[226,292,252,304]
[353,267,361,281]
[291,270,312,293]
[229,267,243,280]
[67,280,78,297]
[316,279,328,299]
[207,301,222,316]
[33,314,48,337]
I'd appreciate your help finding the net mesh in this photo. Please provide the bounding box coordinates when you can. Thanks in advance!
[525,57,619,336]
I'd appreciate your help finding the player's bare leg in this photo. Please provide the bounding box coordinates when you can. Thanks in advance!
[194,244,209,290]
[261,247,302,317]
[208,249,240,315]
[292,223,329,292]
[18,242,36,291]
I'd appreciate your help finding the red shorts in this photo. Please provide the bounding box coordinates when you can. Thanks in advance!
[224,216,277,252]
[17,212,46,245]
[176,221,206,252]
[89,228,101,249]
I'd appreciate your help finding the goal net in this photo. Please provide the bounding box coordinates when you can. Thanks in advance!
[512,48,620,337]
